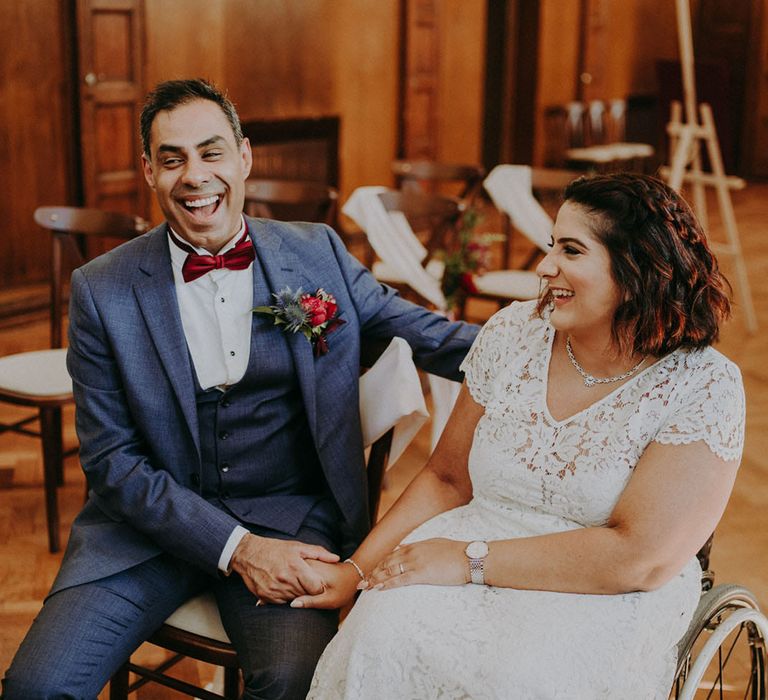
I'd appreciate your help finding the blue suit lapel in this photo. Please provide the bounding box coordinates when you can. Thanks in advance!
[248,218,318,439]
[133,229,201,454]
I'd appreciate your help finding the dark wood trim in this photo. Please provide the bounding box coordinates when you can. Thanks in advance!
[396,0,408,159]
[482,0,540,169]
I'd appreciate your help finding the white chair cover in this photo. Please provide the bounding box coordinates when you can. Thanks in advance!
[359,337,428,467]
[483,165,555,252]
[342,186,446,309]
[473,269,542,300]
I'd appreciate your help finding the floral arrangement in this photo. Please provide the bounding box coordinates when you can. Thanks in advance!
[254,287,345,356]
[439,208,499,312]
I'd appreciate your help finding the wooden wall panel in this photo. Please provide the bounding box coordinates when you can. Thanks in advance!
[533,0,581,165]
[329,0,399,198]
[143,0,398,214]
[436,0,486,165]
[0,1,76,289]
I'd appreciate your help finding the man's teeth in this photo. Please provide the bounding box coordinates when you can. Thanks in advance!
[551,289,574,298]
[185,195,219,209]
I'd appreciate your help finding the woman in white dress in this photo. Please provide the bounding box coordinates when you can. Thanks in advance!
[297,173,745,699]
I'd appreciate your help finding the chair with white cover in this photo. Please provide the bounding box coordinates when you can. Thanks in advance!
[108,337,429,699]
[342,186,461,310]
[0,207,146,553]
[483,164,578,270]
[544,99,655,174]
[343,187,465,448]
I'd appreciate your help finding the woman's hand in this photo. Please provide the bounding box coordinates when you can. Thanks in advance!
[289,559,362,610]
[366,539,469,591]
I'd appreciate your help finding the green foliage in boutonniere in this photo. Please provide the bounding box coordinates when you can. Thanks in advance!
[254,287,345,356]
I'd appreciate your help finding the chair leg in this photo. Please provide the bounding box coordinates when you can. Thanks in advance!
[109,662,130,700]
[223,667,240,699]
[39,406,62,553]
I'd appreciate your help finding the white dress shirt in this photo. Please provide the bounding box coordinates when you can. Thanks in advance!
[167,220,251,572]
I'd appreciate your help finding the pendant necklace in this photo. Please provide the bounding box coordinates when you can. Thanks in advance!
[565,336,647,388]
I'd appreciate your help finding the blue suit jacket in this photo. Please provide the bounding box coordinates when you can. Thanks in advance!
[52,217,478,595]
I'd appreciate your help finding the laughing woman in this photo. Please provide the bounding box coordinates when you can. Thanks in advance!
[299,173,745,700]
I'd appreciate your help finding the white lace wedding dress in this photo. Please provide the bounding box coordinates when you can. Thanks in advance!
[307,301,745,700]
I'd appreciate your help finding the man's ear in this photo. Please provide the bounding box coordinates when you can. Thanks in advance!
[240,137,253,179]
[141,153,156,190]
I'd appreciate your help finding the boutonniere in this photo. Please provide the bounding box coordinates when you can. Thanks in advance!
[254,287,346,356]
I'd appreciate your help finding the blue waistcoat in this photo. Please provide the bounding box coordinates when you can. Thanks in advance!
[193,256,338,541]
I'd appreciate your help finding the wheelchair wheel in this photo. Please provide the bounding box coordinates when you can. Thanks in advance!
[670,583,767,700]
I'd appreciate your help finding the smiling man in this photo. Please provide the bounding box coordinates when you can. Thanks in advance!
[2,79,478,699]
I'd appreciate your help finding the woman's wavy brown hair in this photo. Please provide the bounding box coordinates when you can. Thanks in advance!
[536,173,731,356]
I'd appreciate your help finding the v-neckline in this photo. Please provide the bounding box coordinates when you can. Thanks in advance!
[541,326,659,427]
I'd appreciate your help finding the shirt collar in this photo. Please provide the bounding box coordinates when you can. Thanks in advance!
[167,216,248,268]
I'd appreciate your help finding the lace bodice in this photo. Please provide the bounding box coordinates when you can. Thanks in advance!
[460,301,745,530]
[308,301,745,700]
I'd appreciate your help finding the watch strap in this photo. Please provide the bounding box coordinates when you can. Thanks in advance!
[468,557,485,585]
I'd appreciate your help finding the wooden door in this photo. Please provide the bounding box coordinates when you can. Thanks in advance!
[692,0,764,175]
[76,0,147,221]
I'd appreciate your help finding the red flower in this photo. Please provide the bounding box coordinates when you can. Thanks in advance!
[254,287,344,357]
[459,272,478,294]
[300,295,328,326]
[300,290,339,328]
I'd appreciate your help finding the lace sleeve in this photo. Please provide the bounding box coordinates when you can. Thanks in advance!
[654,353,745,462]
[460,301,534,407]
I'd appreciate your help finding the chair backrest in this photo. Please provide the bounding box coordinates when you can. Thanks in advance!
[392,159,486,204]
[34,206,148,348]
[544,100,631,166]
[377,189,464,261]
[243,178,339,227]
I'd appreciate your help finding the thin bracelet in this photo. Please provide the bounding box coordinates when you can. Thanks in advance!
[344,557,365,581]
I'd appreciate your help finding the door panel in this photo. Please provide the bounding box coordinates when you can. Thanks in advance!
[77,0,147,236]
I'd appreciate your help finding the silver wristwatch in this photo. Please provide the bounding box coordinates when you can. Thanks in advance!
[464,540,489,585]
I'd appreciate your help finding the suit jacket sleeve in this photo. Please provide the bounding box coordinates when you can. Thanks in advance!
[67,268,240,576]
[326,227,480,380]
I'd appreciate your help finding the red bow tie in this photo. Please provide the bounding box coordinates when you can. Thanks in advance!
[170,229,255,283]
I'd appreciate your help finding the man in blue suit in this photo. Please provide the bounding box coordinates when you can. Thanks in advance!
[2,79,478,698]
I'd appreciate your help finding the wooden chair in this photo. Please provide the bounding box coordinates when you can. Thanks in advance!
[108,340,405,699]
[375,189,465,308]
[544,99,654,173]
[243,178,338,227]
[498,166,579,269]
[449,166,583,320]
[0,207,145,553]
[392,159,486,206]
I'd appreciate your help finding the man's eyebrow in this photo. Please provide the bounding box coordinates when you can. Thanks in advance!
[155,135,226,155]
[196,135,226,149]
[156,143,183,155]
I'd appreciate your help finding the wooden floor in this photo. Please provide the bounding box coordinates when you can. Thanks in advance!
[0,183,766,697]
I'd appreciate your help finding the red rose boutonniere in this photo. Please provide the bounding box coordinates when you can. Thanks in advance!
[254,287,345,356]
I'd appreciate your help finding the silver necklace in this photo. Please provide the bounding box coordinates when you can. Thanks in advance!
[565,336,646,388]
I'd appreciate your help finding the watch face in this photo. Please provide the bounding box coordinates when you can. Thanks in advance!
[465,541,489,559]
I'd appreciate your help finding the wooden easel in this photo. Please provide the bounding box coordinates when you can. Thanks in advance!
[660,0,757,333]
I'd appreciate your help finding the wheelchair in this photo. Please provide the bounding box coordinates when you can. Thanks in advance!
[670,537,768,699]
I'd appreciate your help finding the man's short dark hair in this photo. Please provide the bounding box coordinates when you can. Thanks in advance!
[140,78,244,158]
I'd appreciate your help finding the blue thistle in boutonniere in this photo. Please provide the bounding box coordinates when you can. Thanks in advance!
[254,287,346,356]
